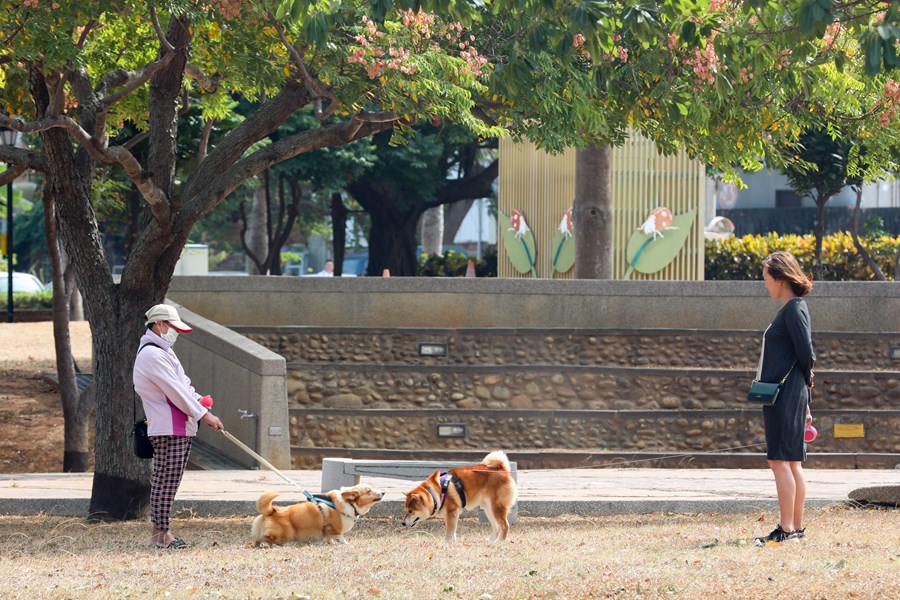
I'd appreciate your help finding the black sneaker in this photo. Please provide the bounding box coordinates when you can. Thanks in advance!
[790,528,806,540]
[755,524,792,544]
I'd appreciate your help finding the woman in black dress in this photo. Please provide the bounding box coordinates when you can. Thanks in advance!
[755,251,815,544]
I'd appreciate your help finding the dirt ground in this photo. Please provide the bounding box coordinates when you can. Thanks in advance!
[0,321,93,473]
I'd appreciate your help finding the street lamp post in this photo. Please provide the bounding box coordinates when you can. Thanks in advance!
[0,127,19,323]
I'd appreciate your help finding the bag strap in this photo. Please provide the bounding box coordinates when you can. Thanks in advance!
[779,362,797,385]
[133,342,163,422]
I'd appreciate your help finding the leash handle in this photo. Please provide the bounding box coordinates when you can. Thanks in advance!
[220,430,304,491]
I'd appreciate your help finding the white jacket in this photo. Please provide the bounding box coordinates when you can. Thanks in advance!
[133,329,207,437]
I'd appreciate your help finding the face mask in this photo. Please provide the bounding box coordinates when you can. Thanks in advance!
[159,328,179,344]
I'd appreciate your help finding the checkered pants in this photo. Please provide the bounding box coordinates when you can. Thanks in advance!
[149,436,193,532]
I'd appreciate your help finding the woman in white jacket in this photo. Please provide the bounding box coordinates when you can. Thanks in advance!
[133,304,224,549]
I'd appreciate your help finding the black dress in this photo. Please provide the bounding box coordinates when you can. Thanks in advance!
[757,298,816,461]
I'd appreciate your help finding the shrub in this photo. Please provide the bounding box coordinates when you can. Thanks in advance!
[705,232,900,280]
[0,290,54,309]
[417,248,497,277]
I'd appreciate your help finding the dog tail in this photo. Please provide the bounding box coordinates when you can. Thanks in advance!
[256,490,280,516]
[481,450,510,472]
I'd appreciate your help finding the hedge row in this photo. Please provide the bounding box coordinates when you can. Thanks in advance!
[0,290,53,309]
[705,232,900,281]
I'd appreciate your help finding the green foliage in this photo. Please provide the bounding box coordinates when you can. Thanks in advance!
[0,290,52,309]
[416,248,497,277]
[705,232,900,281]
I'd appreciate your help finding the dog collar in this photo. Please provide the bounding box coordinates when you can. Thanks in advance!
[426,484,440,515]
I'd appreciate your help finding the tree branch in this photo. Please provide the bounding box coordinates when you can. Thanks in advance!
[99,52,176,107]
[185,63,219,93]
[0,164,26,187]
[198,118,214,164]
[266,11,336,119]
[149,4,175,52]
[106,146,171,224]
[181,113,396,224]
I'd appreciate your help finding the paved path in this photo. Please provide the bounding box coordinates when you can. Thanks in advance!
[1,468,896,518]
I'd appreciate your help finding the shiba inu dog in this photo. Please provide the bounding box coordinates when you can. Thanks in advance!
[251,484,384,546]
[401,451,517,542]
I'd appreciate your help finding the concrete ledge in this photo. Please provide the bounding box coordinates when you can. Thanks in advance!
[170,303,291,470]
[169,278,900,332]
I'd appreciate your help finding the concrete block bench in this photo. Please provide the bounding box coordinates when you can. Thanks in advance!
[321,457,518,522]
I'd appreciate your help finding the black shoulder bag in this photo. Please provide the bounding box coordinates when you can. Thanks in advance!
[132,343,161,459]
[747,363,795,406]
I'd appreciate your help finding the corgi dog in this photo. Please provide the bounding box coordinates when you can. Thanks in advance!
[401,451,517,542]
[251,483,384,546]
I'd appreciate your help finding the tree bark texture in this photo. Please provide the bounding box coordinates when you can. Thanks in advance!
[331,192,347,277]
[43,187,91,472]
[442,199,475,246]
[574,144,613,279]
[421,205,444,255]
[245,180,269,274]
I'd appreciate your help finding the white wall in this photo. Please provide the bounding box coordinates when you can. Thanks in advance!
[710,169,897,210]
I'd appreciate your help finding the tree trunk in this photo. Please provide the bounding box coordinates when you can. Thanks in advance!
[574,143,613,279]
[331,192,347,277]
[421,205,444,255]
[365,207,421,276]
[245,181,268,274]
[814,197,826,280]
[443,199,475,246]
[43,187,91,472]
[60,243,84,322]
[850,186,886,281]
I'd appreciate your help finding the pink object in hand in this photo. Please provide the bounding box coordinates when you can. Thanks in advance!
[804,424,817,443]
[200,395,214,409]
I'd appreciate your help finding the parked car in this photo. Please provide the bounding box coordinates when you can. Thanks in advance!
[0,272,46,293]
[341,252,368,276]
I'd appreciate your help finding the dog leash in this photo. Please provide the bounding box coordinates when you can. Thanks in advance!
[220,430,306,492]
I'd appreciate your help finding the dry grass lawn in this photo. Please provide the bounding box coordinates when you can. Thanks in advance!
[0,504,897,599]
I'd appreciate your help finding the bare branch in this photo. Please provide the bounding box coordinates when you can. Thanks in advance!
[0,164,26,187]
[238,200,266,273]
[266,11,338,119]
[183,113,396,224]
[342,111,399,141]
[198,118,214,164]
[0,114,170,224]
[107,146,171,224]
[123,131,149,151]
[99,53,176,107]
[48,21,95,115]
[185,63,219,93]
[149,4,175,52]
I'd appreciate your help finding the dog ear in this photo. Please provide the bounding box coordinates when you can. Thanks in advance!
[342,489,360,503]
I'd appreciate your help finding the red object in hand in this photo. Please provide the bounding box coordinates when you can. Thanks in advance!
[804,424,817,443]
[200,395,214,409]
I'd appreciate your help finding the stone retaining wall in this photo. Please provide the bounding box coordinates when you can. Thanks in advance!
[282,364,900,411]
[242,328,900,371]
[288,408,900,469]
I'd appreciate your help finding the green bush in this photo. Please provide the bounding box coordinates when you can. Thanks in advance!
[417,248,497,277]
[0,290,53,309]
[705,232,900,281]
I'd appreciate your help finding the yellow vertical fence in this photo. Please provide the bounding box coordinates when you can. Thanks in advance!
[498,135,705,280]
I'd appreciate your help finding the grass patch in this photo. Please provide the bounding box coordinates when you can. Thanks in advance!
[0,505,897,599]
